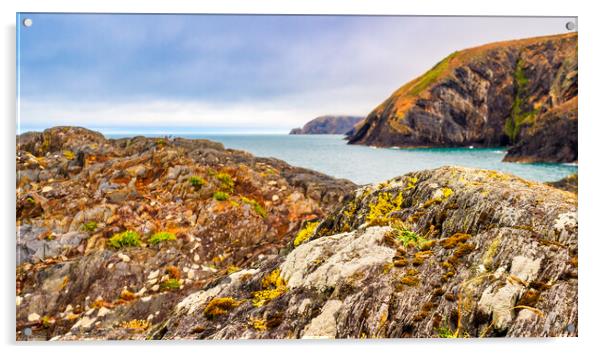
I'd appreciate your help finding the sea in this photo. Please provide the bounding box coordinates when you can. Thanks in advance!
[108,134,577,185]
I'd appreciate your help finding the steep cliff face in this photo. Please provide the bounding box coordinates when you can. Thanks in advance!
[16,127,355,340]
[347,33,577,162]
[290,116,364,135]
[152,167,577,339]
[504,98,577,163]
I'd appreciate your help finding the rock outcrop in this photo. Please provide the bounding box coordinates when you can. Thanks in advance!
[504,98,577,163]
[16,126,355,340]
[15,127,577,340]
[347,33,577,163]
[153,166,577,339]
[290,116,364,135]
[547,173,578,194]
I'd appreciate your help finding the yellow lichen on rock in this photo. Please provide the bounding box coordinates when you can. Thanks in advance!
[366,191,403,226]
[293,221,319,247]
[252,269,288,307]
[203,297,241,319]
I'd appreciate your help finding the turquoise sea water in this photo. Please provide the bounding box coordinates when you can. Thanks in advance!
[109,134,577,185]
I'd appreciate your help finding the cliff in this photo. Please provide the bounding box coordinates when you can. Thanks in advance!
[290,116,364,135]
[347,33,577,163]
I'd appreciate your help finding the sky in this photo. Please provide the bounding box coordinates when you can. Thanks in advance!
[17,14,577,134]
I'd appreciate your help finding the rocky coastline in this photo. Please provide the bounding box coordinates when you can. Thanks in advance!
[290,116,364,135]
[16,127,577,339]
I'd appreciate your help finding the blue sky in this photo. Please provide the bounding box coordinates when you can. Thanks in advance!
[17,14,576,134]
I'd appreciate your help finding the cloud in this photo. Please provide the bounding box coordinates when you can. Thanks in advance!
[17,14,576,132]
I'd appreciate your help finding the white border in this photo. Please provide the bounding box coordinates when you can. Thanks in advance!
[2,1,600,353]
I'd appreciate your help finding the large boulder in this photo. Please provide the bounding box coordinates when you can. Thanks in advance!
[152,166,577,339]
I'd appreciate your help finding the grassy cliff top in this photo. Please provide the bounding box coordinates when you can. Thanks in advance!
[373,32,577,120]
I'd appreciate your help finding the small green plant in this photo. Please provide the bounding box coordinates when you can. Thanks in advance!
[160,278,181,291]
[213,191,230,201]
[189,176,206,188]
[81,221,98,232]
[109,230,141,249]
[215,172,234,191]
[293,221,319,247]
[241,196,267,218]
[436,326,455,338]
[394,228,429,249]
[148,231,176,245]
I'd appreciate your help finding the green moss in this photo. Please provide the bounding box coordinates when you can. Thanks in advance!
[293,221,319,247]
[241,196,267,218]
[215,172,234,191]
[189,176,207,188]
[109,230,141,249]
[213,191,230,201]
[504,59,539,143]
[160,278,181,291]
[408,52,458,96]
[81,221,98,232]
[148,231,176,245]
[393,228,429,249]
[435,326,455,338]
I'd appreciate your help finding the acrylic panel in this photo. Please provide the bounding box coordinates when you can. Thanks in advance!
[16,13,578,340]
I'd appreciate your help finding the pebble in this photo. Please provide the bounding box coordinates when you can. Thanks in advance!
[148,269,160,279]
[72,316,96,330]
[16,296,22,306]
[135,287,147,297]
[27,313,40,322]
[151,285,160,292]
[41,186,53,193]
[117,253,130,263]
[272,195,280,201]
[97,307,111,317]
[193,254,200,262]
[141,296,152,302]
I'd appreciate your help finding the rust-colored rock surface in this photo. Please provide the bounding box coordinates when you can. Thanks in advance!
[16,126,355,340]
